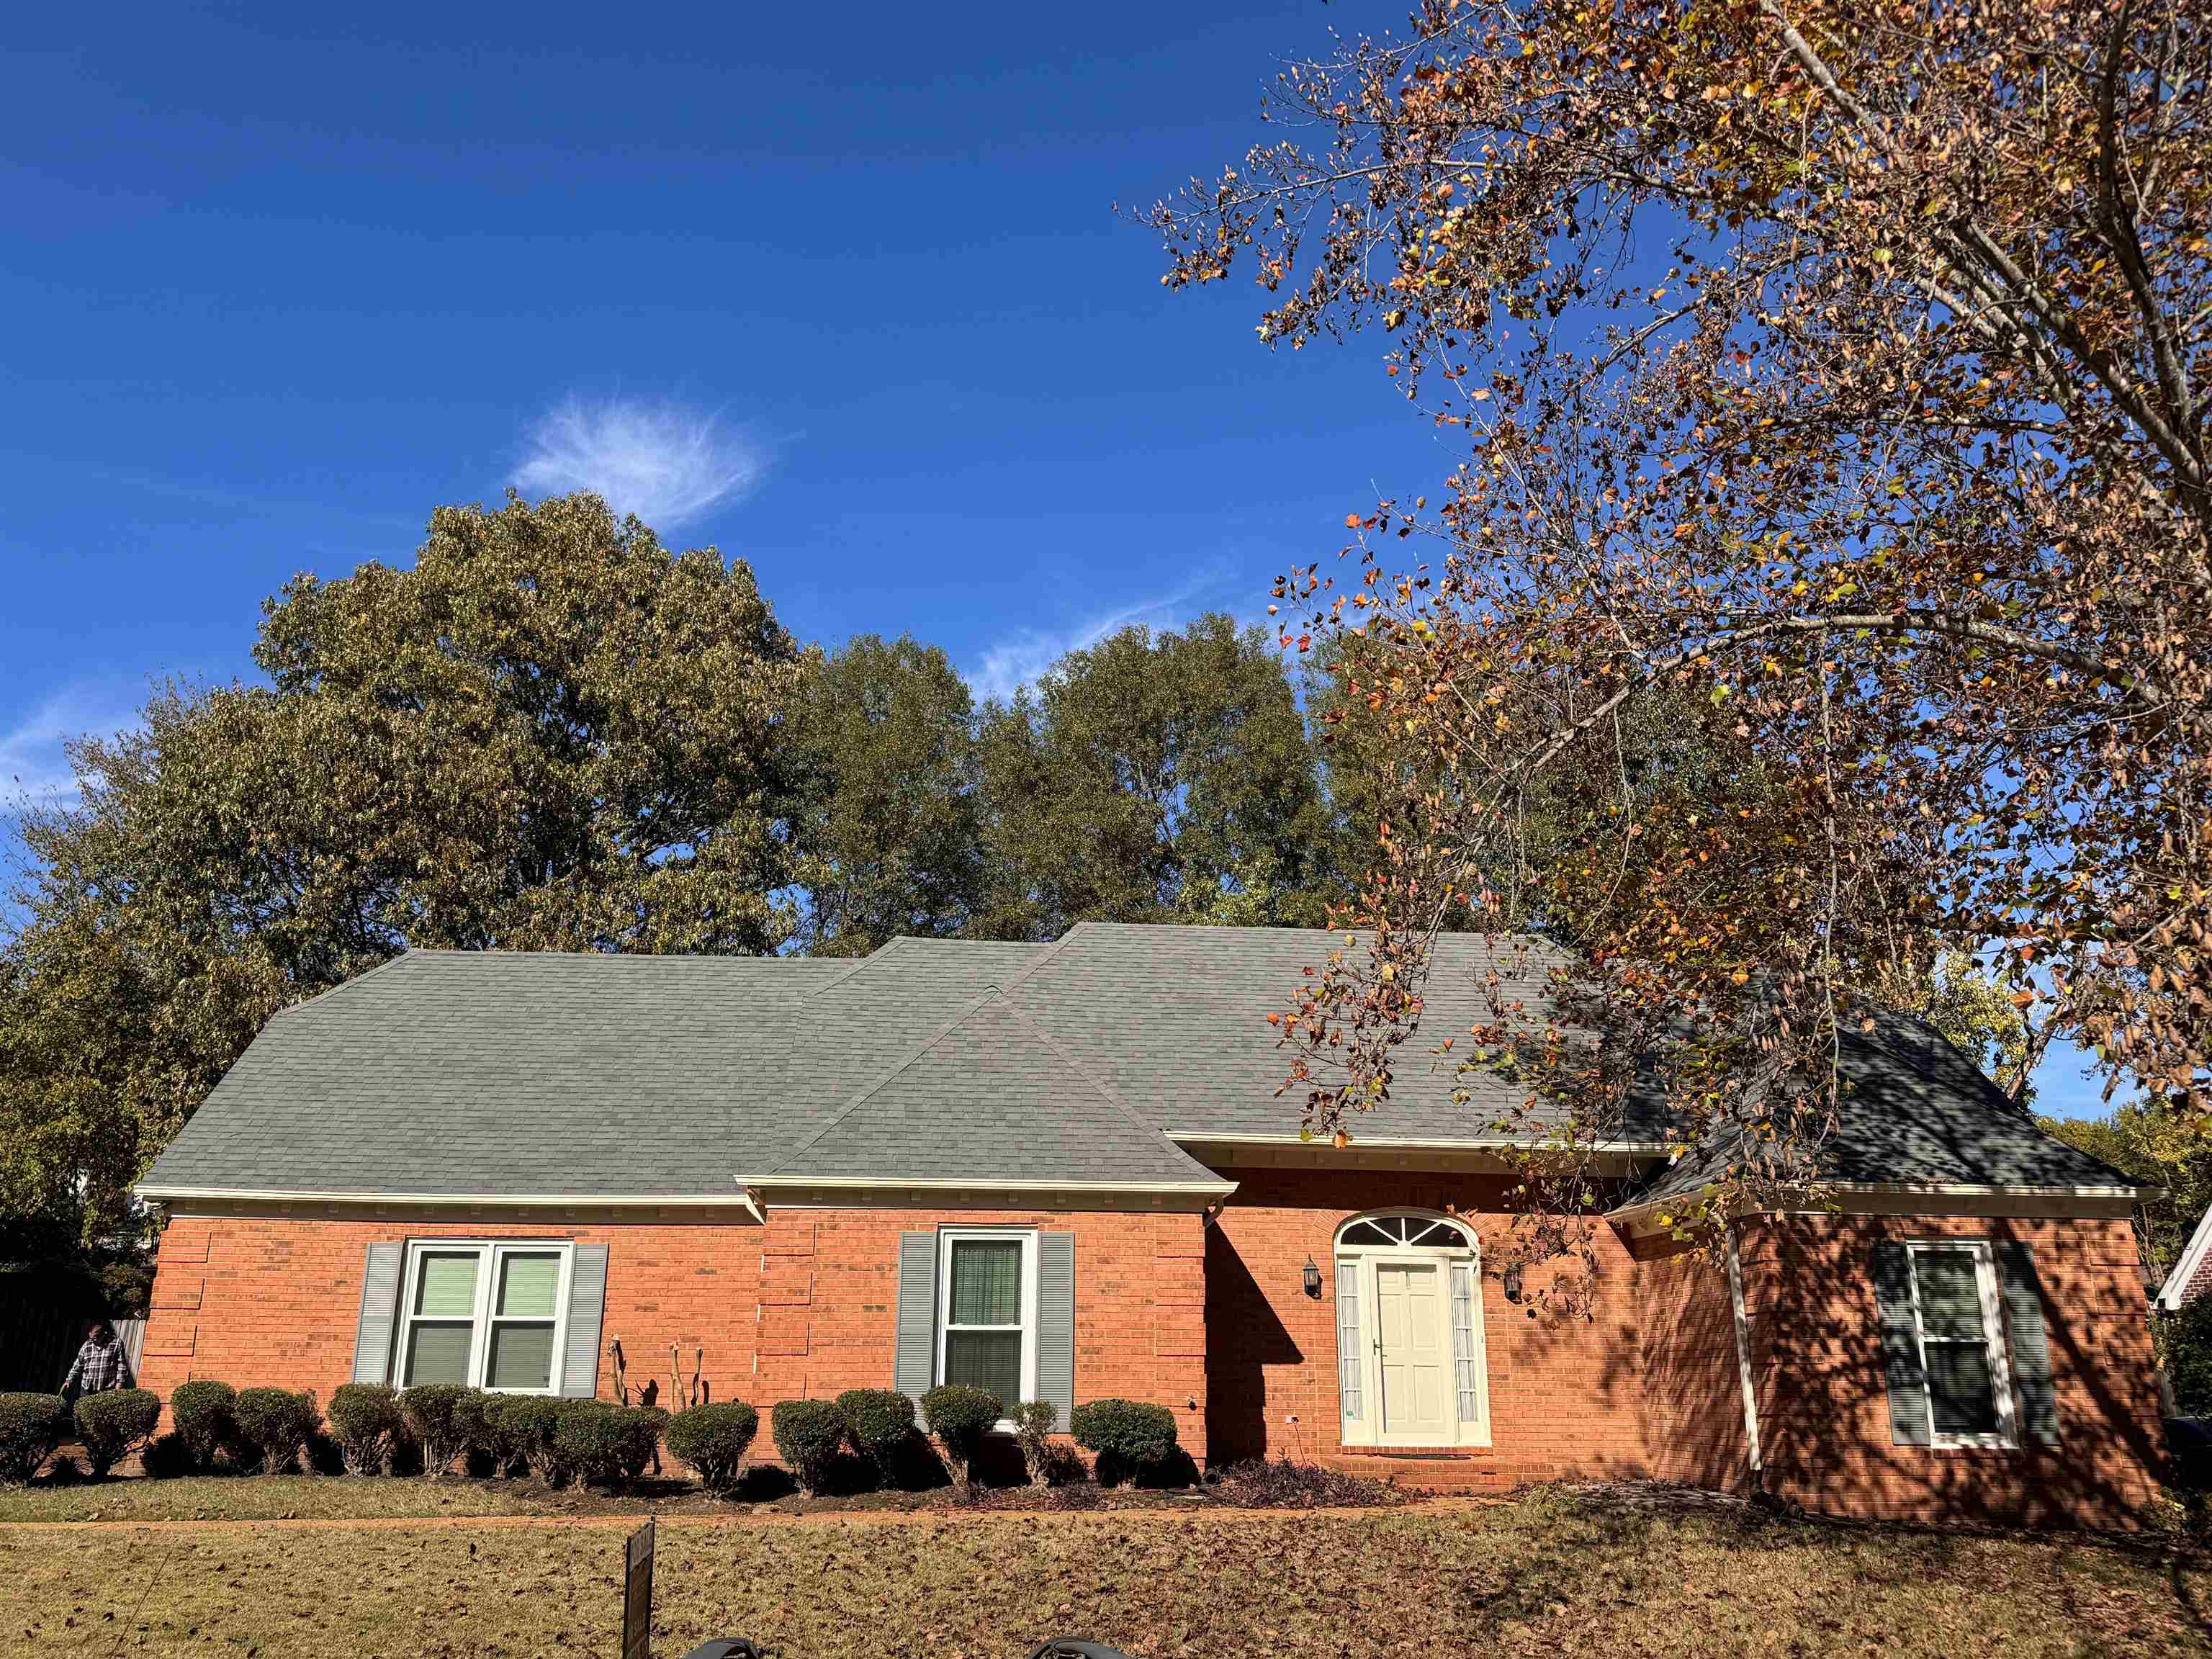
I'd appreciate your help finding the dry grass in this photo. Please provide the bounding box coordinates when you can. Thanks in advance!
[5,1489,2209,1658]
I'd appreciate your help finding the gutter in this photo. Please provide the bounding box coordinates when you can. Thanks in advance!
[1608,1179,2151,1228]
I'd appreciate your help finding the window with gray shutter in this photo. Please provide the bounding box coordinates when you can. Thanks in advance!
[1036,1233,1075,1430]
[1871,1239,1933,1446]
[894,1231,938,1400]
[1997,1243,2061,1446]
[352,1241,405,1385]
[559,1243,608,1398]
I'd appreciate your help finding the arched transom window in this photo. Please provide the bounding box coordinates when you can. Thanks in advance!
[1332,1210,1491,1450]
[1338,1213,1473,1250]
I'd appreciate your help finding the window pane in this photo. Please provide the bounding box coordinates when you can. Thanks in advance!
[949,1240,1022,1325]
[415,1251,480,1318]
[1915,1251,1985,1341]
[498,1253,561,1318]
[1926,1342,1999,1436]
[405,1321,474,1385]
[486,1322,556,1390]
[944,1328,1020,1407]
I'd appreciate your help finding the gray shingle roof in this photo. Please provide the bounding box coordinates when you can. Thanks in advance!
[140,924,2126,1201]
[766,989,1215,1186]
[140,951,850,1197]
[1622,1009,2141,1210]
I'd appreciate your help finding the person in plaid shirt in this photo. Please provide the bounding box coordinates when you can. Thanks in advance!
[62,1321,133,1398]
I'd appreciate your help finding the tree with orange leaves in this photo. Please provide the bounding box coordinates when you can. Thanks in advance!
[1152,0,2210,1234]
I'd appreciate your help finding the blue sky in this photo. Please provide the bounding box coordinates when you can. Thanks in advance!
[0,3,2115,1116]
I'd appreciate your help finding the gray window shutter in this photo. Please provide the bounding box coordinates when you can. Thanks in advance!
[559,1243,608,1398]
[1037,1232,1075,1429]
[894,1231,938,1400]
[1871,1240,1931,1446]
[351,1241,405,1385]
[1997,1242,2061,1446]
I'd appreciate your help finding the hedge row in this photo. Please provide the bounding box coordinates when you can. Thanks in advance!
[1,1382,1182,1496]
[761,1389,1180,1495]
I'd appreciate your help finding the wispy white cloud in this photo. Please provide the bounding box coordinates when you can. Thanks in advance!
[0,684,143,810]
[513,397,767,529]
[966,565,1237,704]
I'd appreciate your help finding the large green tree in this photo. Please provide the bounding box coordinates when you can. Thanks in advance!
[974,613,1340,937]
[791,634,983,956]
[1,492,805,1244]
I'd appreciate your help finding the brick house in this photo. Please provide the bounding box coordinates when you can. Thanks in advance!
[135,924,2167,1527]
[2158,1200,2212,1311]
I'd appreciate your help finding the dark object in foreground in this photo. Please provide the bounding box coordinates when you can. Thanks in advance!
[681,1642,767,1659]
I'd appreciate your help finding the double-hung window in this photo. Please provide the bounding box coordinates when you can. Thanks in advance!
[398,1241,572,1394]
[935,1229,1037,1421]
[1904,1241,2016,1447]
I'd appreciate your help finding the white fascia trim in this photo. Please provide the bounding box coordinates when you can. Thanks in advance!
[1611,1179,2149,1223]
[2158,1200,2212,1311]
[135,1184,757,1208]
[741,1176,1238,1196]
[1166,1131,1670,1153]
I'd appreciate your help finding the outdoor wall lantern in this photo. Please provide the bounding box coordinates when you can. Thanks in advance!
[1302,1256,1323,1298]
[1502,1264,1525,1305]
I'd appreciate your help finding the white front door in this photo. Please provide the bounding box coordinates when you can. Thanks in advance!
[1372,1259,1452,1444]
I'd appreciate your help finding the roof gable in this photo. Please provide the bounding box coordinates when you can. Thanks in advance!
[763,988,1219,1187]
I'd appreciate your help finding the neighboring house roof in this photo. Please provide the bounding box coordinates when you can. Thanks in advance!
[138,923,2134,1205]
[2159,1201,2212,1311]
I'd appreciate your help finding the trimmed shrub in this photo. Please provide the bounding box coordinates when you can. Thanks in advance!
[467,1393,529,1478]
[1012,1400,1057,1488]
[920,1384,1002,1487]
[398,1384,477,1480]
[234,1388,320,1475]
[140,1431,197,1480]
[168,1380,238,1473]
[0,1393,67,1485]
[327,1383,403,1476]
[835,1389,915,1484]
[75,1389,161,1479]
[771,1398,847,1496]
[1070,1398,1177,1485]
[553,1401,660,1491]
[485,1394,571,1485]
[665,1401,760,1498]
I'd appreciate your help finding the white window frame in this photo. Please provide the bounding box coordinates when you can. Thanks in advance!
[934,1228,1038,1431]
[1904,1239,2017,1449]
[396,1240,574,1396]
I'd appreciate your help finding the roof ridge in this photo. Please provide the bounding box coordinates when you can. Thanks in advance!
[271,948,418,1018]
[992,987,1218,1181]
[784,932,917,1008]
[756,979,1011,1177]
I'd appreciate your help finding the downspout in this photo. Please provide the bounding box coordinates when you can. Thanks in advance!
[1725,1223,1764,1487]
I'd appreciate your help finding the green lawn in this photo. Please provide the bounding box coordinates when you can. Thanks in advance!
[5,1491,2208,1658]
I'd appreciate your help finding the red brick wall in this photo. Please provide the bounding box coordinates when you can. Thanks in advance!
[1205,1170,1660,1486]
[1738,1211,2165,1529]
[142,1193,2164,1524]
[1205,1173,2159,1524]
[1630,1238,1754,1493]
[138,1206,1208,1460]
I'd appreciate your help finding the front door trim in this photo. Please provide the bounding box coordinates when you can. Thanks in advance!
[1333,1209,1491,1449]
